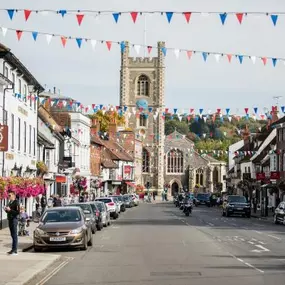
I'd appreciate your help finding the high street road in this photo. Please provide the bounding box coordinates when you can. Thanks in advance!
[30,202,285,285]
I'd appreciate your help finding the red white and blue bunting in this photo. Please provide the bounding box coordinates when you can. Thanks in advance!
[2,9,283,26]
[1,26,284,67]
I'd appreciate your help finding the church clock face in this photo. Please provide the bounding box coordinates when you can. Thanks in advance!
[136,99,148,110]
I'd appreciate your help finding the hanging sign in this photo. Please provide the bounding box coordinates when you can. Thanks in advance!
[0,125,8,151]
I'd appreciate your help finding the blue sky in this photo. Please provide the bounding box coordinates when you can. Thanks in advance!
[0,0,285,114]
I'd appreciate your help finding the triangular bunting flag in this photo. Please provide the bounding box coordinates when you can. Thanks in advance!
[261,57,267,65]
[174,49,180,59]
[215,54,221,62]
[186,50,192,59]
[272,58,277,67]
[76,38,82,48]
[130,12,138,23]
[58,10,67,17]
[161,47,167,56]
[202,52,208,62]
[134,45,141,55]
[271,15,278,26]
[106,41,112,51]
[254,107,258,114]
[76,14,84,26]
[91,40,97,50]
[24,10,32,21]
[219,13,227,25]
[236,13,244,24]
[113,13,120,23]
[147,46,152,54]
[281,106,285,113]
[244,108,249,114]
[238,55,243,64]
[166,12,173,23]
[251,56,256,64]
[46,34,52,45]
[227,54,232,63]
[120,41,125,53]
[7,9,15,20]
[61,37,67,47]
[16,30,23,41]
[183,12,191,23]
[1,27,7,37]
[32,32,38,41]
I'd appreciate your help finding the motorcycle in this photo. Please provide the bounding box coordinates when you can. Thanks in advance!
[183,202,193,216]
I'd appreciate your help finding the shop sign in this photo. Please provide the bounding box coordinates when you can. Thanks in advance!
[56,176,66,183]
[270,171,280,180]
[0,125,8,151]
[256,172,265,180]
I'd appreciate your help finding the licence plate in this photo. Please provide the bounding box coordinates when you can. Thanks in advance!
[237,208,243,210]
[50,237,66,242]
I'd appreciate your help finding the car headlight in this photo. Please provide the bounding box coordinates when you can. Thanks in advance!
[69,228,83,234]
[35,228,46,236]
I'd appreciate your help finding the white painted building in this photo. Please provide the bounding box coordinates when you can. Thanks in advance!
[0,43,44,227]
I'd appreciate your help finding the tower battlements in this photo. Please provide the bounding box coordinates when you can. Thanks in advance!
[128,57,158,67]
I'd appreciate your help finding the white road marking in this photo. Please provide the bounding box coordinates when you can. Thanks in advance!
[248,241,255,245]
[231,255,264,273]
[35,257,73,285]
[254,230,262,234]
[268,234,281,240]
[251,245,270,253]
[182,240,186,246]
[208,223,214,227]
[251,238,257,241]
[100,236,110,240]
[230,223,237,227]
[112,226,120,229]
[258,241,266,245]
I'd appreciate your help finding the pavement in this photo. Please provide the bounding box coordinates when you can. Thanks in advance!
[0,222,60,285]
[21,201,284,285]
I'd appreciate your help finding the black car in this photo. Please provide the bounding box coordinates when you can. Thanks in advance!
[274,202,285,224]
[222,195,251,218]
[195,193,210,207]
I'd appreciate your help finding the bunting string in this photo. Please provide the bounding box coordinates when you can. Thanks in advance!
[2,9,284,26]
[1,26,285,67]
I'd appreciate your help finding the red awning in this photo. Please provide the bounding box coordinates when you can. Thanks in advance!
[126,182,136,187]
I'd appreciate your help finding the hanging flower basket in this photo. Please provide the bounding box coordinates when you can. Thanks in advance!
[36,161,48,177]
[135,184,145,193]
[0,177,46,199]
[72,175,88,195]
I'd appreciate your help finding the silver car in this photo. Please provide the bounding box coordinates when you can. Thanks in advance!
[94,201,111,227]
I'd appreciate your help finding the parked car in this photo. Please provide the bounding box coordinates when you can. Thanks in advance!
[69,203,97,234]
[274,202,285,224]
[130,194,140,206]
[95,201,111,227]
[85,202,104,231]
[110,195,126,212]
[123,195,134,208]
[95,197,119,219]
[195,193,210,207]
[222,195,251,218]
[33,207,93,252]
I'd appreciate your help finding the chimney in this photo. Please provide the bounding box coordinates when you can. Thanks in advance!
[269,106,279,125]
[109,118,117,141]
[53,87,56,94]
[90,119,100,136]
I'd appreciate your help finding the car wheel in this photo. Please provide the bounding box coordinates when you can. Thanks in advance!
[92,226,96,234]
[246,214,251,218]
[226,211,230,217]
[81,235,88,251]
[34,246,42,252]
[97,223,103,231]
[88,235,93,247]
[103,223,107,227]
[274,215,279,224]
[108,220,111,226]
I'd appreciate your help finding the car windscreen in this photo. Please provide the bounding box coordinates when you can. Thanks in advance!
[71,204,92,214]
[96,198,112,204]
[228,196,247,203]
[42,209,82,223]
[115,196,123,202]
[111,197,119,202]
[123,196,130,201]
[95,202,105,212]
[89,204,98,213]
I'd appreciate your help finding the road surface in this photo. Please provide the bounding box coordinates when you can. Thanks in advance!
[34,202,285,285]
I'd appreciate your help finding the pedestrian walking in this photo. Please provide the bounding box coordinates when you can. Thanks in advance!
[152,191,156,201]
[40,194,47,215]
[4,191,20,255]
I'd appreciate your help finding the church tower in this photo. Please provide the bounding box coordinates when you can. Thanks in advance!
[120,41,165,193]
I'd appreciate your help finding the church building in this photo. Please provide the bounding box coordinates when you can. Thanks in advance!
[119,41,226,195]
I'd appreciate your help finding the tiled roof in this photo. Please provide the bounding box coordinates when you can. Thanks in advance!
[91,136,104,146]
[101,139,133,162]
[101,149,118,169]
[38,105,63,134]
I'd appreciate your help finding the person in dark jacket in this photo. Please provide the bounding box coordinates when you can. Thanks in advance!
[40,195,47,215]
[4,191,20,255]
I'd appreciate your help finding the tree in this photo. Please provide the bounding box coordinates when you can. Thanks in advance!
[165,115,189,135]
[89,110,125,132]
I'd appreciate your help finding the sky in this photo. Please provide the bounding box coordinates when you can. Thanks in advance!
[0,0,285,114]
